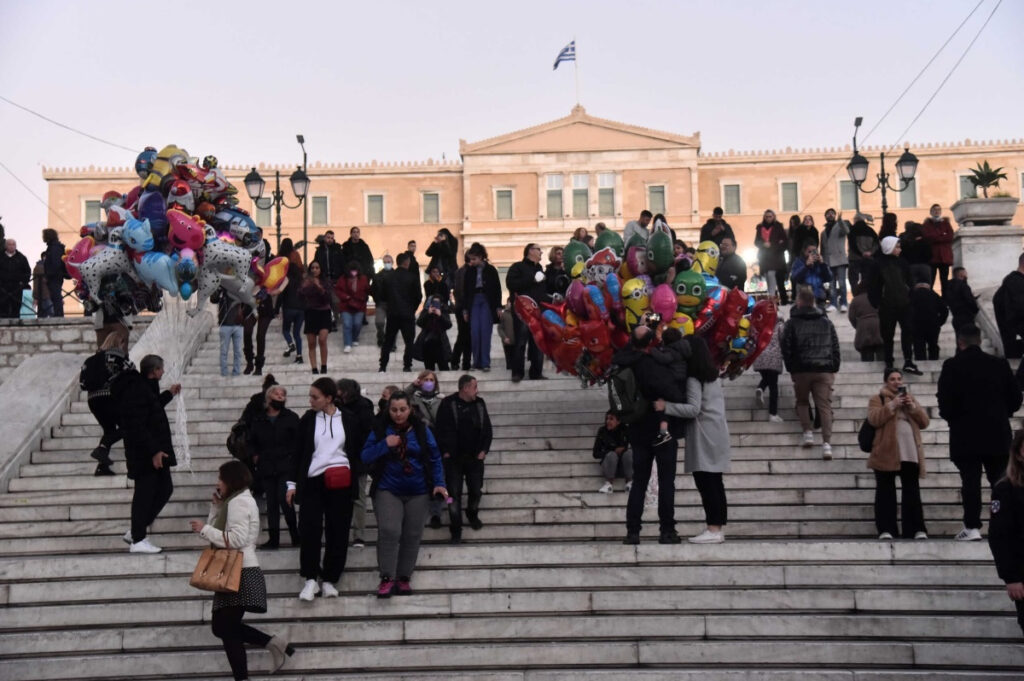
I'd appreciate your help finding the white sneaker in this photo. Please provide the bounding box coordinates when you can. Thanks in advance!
[598,482,614,494]
[298,579,320,601]
[320,582,339,598]
[954,527,982,541]
[755,387,764,406]
[802,431,814,448]
[689,530,724,544]
[914,531,928,540]
[343,346,352,354]
[353,341,360,347]
[821,443,833,460]
[878,532,894,541]
[624,481,633,493]
[825,304,837,312]
[768,414,783,423]
[122,530,133,545]
[840,304,848,313]
[129,538,161,554]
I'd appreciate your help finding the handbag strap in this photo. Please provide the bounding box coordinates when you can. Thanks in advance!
[223,530,231,550]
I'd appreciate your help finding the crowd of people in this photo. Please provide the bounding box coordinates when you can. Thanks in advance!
[0,229,68,319]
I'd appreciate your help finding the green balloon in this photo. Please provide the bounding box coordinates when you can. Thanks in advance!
[647,229,674,274]
[563,239,593,278]
[594,230,624,257]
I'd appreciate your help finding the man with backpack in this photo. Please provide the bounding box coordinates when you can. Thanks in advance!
[610,324,685,545]
[435,375,493,544]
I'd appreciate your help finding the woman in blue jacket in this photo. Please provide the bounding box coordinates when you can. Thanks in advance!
[362,391,447,598]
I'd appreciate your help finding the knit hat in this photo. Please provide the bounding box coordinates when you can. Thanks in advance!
[880,236,899,255]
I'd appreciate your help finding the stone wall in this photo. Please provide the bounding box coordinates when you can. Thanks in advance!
[0,317,151,387]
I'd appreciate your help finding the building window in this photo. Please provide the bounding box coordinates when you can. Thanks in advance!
[839,180,857,211]
[423,192,439,223]
[958,175,977,200]
[898,178,917,209]
[546,175,563,218]
[496,189,513,220]
[311,196,328,225]
[722,184,739,215]
[598,173,615,216]
[367,194,384,224]
[649,185,666,215]
[84,200,101,224]
[780,182,799,212]
[255,201,272,228]
[572,174,588,218]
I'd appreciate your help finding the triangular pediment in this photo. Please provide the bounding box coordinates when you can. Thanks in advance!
[460,106,700,156]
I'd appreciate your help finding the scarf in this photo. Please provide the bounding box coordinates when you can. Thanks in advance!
[213,489,245,533]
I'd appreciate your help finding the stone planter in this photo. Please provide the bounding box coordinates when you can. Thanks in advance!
[950,196,1020,226]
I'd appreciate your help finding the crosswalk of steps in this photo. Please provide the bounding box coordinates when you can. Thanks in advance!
[0,308,1020,679]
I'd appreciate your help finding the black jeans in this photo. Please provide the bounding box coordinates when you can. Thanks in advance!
[625,434,677,535]
[931,264,950,293]
[692,471,727,527]
[380,315,415,370]
[955,454,1007,530]
[879,304,914,367]
[262,474,298,545]
[451,314,472,369]
[912,324,941,361]
[243,308,273,362]
[211,605,271,681]
[298,475,354,583]
[873,462,925,537]
[757,370,779,415]
[773,267,790,304]
[445,457,485,536]
[131,465,173,542]
[87,396,122,450]
[510,315,544,378]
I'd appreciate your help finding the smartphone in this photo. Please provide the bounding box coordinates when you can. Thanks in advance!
[897,386,908,397]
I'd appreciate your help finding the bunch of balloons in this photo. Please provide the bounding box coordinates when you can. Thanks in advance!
[515,221,777,382]
[64,145,290,318]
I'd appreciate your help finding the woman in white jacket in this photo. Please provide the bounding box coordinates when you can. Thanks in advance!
[190,460,295,680]
[657,336,732,544]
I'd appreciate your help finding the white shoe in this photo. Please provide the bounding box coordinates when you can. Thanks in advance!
[825,304,837,312]
[755,387,764,407]
[914,531,928,540]
[320,582,339,598]
[840,305,848,313]
[802,431,814,448]
[122,529,133,545]
[129,538,161,554]
[353,341,360,347]
[878,532,894,541]
[768,414,783,423]
[954,527,982,541]
[298,579,320,601]
[624,481,633,493]
[689,530,724,544]
[821,443,833,460]
[598,482,614,494]
[343,346,352,354]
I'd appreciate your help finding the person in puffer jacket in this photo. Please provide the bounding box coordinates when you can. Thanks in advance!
[781,287,841,460]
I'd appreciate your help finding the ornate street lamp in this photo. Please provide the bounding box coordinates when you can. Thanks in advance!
[847,117,918,218]
[244,136,310,252]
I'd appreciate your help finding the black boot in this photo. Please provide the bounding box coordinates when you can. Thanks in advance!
[283,342,295,358]
[244,355,254,375]
[320,364,327,375]
[294,354,303,365]
[90,445,113,467]
[260,529,280,550]
[254,356,265,376]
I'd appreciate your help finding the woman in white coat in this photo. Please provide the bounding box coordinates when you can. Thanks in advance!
[658,336,731,544]
[190,460,295,680]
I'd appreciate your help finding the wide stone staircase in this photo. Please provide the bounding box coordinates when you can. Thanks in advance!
[0,308,1021,680]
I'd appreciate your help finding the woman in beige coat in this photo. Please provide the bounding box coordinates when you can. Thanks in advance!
[866,368,929,540]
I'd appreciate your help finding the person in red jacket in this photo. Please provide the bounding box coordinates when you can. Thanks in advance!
[921,203,955,292]
[334,261,370,354]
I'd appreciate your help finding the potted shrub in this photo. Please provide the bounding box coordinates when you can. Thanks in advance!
[951,161,1019,226]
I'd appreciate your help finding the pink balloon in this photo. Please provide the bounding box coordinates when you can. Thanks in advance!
[650,283,676,320]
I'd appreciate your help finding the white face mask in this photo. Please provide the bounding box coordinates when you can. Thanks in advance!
[383,262,393,270]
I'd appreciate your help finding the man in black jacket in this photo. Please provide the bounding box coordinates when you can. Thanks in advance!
[435,374,493,543]
[111,354,181,553]
[337,378,376,547]
[994,254,1024,360]
[505,243,548,381]
[378,252,422,372]
[372,254,395,348]
[937,324,1023,540]
[716,237,747,291]
[782,287,841,459]
[341,227,375,282]
[945,267,979,335]
[41,228,65,317]
[868,236,920,375]
[0,238,31,319]
[698,207,735,246]
[314,230,345,330]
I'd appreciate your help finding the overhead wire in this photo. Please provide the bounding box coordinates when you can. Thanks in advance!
[0,94,138,153]
[0,158,76,230]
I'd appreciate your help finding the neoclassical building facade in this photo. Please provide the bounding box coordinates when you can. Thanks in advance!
[44,106,1024,267]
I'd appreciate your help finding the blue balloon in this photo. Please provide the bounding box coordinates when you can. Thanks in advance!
[135,251,179,296]
[122,217,154,252]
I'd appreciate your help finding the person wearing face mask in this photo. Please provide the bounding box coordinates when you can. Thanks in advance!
[408,371,445,529]
[372,255,395,349]
[286,378,359,602]
[248,384,301,549]
[754,210,790,304]
[413,296,452,371]
[334,260,370,354]
[922,204,955,292]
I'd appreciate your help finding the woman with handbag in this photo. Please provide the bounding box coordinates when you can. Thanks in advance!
[866,368,930,540]
[285,377,358,602]
[189,460,294,679]
[361,390,447,598]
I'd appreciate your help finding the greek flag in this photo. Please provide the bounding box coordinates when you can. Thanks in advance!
[553,41,575,70]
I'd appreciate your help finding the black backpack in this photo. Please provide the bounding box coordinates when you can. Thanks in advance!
[607,365,649,425]
[858,396,885,453]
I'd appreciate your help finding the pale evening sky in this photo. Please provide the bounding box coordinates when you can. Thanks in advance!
[1,0,1021,256]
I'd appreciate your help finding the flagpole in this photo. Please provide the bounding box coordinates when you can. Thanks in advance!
[574,37,580,105]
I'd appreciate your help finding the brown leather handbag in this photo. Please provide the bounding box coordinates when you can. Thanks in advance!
[189,531,243,593]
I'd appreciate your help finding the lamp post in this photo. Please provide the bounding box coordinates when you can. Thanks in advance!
[846,118,919,218]
[243,137,309,253]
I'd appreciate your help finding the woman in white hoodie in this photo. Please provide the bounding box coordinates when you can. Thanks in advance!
[190,460,294,680]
